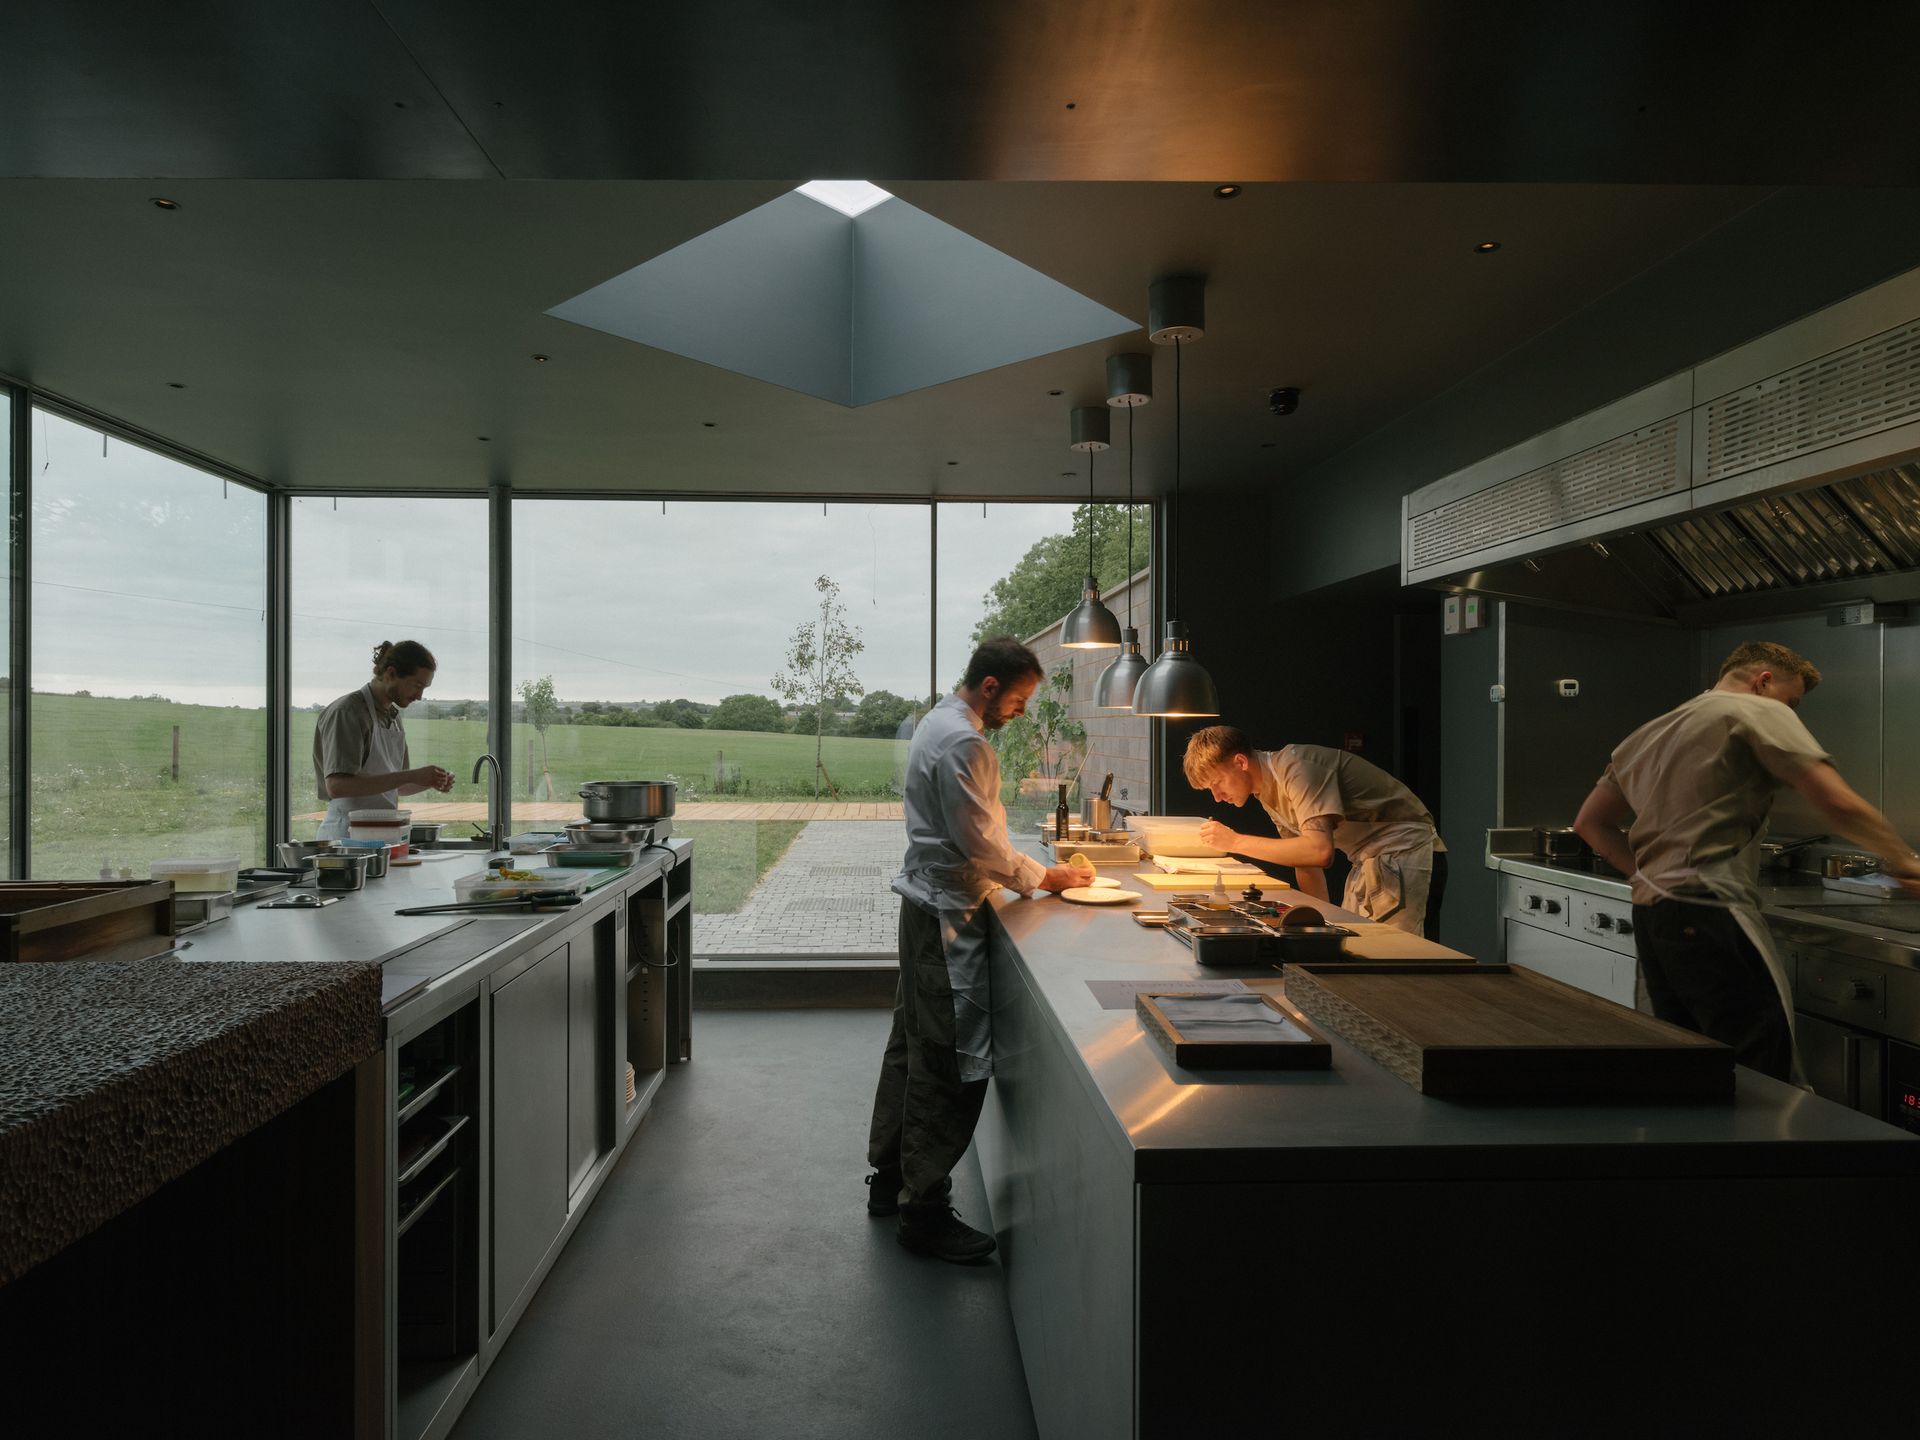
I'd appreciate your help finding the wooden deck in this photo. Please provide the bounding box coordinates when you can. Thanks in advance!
[296,801,905,824]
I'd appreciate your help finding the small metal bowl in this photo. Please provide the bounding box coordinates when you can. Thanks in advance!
[564,821,655,847]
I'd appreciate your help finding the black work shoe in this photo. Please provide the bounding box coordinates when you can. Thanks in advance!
[897,1202,997,1264]
[865,1170,905,1216]
[865,1170,951,1217]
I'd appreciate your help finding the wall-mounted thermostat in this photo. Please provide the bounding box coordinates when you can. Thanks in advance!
[1556,678,1580,698]
[1489,684,1506,703]
[1443,596,1462,635]
[1462,595,1488,631]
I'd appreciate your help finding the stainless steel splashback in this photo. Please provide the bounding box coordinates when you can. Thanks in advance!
[1404,266,1920,619]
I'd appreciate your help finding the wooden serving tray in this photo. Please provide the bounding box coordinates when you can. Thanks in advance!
[0,881,177,963]
[1136,990,1333,1070]
[1282,963,1732,1101]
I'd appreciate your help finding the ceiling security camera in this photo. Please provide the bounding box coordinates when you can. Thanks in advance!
[1268,387,1301,416]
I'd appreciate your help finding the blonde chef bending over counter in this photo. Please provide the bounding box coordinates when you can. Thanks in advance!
[1182,725,1443,937]
[312,639,454,842]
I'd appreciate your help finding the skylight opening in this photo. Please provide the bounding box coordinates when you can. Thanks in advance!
[795,180,894,217]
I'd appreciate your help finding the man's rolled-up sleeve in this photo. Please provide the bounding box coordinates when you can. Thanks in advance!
[938,737,1048,894]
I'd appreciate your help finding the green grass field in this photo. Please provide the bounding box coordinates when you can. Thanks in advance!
[25,694,895,913]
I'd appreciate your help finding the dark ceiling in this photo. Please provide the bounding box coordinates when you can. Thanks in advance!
[4,2,1920,500]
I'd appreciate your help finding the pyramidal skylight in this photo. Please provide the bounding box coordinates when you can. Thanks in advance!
[795,180,893,217]
[547,187,1134,407]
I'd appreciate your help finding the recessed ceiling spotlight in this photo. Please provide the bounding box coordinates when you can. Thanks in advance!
[702,421,716,428]
[477,435,491,442]
[167,382,185,390]
[1474,240,1501,253]
[1060,470,1076,478]
[1047,389,1063,397]
[946,460,959,466]
[1260,442,1275,449]
[150,197,180,211]
[1213,184,1243,199]
[1064,101,1077,110]
[532,354,549,363]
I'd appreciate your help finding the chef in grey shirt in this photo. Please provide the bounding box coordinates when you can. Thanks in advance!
[1575,640,1920,1080]
[866,637,1089,1265]
[312,639,454,840]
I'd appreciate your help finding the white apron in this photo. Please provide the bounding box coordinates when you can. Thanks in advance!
[1638,831,1803,1087]
[316,688,407,841]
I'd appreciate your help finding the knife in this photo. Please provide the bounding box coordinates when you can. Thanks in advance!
[1098,772,1114,801]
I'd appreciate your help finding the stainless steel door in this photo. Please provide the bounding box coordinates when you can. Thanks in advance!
[1794,1009,1886,1118]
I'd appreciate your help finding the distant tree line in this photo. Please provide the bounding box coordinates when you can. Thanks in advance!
[406,689,923,739]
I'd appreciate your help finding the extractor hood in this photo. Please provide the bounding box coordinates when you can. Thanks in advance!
[1403,266,1920,623]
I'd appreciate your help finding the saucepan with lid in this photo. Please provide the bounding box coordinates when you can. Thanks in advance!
[579,780,677,822]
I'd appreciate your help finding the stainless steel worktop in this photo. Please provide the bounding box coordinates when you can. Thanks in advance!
[1485,845,1920,972]
[988,852,1919,1185]
[183,843,685,1015]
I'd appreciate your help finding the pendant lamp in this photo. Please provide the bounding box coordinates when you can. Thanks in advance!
[1095,353,1151,708]
[1060,406,1123,649]
[1133,276,1220,719]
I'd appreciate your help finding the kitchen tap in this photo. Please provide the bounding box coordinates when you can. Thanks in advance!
[471,753,505,852]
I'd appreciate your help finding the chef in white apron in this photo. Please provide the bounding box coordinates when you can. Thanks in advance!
[1574,640,1920,1084]
[311,639,454,840]
[865,639,1090,1265]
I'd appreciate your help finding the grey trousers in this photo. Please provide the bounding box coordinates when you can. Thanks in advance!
[866,898,989,1205]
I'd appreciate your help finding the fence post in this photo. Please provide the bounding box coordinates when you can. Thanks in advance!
[171,725,180,782]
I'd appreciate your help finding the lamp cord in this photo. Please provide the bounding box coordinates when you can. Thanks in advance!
[1125,402,1134,628]
[1172,338,1182,616]
[1086,446,1096,580]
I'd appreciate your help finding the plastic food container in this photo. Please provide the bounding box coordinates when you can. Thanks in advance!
[150,856,243,893]
[349,809,411,857]
[1124,816,1228,859]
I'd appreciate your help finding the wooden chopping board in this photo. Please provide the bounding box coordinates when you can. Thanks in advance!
[1282,963,1732,1101]
[1131,871,1284,891]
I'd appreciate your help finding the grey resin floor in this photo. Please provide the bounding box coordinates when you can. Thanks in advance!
[450,1008,1039,1440]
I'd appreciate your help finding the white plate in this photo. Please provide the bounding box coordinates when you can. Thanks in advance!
[1061,887,1143,905]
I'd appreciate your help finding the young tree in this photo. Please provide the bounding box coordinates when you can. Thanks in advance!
[771,575,866,800]
[518,674,559,800]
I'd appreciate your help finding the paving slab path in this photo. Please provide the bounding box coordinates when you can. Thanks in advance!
[695,820,907,957]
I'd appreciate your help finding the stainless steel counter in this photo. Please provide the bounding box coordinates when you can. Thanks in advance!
[184,844,683,1015]
[977,849,1920,1438]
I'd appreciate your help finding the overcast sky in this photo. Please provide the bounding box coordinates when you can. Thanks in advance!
[26,408,1094,709]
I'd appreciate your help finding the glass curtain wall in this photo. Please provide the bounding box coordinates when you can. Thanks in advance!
[936,500,1154,832]
[513,499,931,959]
[288,496,490,841]
[1,386,11,868]
[29,408,268,874]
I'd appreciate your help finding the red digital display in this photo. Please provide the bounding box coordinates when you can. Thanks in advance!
[1900,1089,1920,1114]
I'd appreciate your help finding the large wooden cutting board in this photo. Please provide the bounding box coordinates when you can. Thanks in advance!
[1131,871,1282,891]
[1282,963,1732,1101]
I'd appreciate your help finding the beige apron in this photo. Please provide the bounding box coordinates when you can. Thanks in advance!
[317,688,407,841]
[1638,831,1803,1087]
[1341,839,1435,936]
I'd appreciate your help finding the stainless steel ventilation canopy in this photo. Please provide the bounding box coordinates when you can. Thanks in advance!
[1402,266,1920,622]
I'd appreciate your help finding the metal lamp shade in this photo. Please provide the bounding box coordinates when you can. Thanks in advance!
[1094,628,1149,708]
[1131,621,1219,717]
[1060,578,1123,649]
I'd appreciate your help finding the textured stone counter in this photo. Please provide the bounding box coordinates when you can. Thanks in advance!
[0,956,381,1284]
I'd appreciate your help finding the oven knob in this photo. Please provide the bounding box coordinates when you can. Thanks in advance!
[1593,913,1614,930]
[1543,900,1562,916]
[1616,918,1633,936]
[1526,894,1542,910]
[1850,980,1875,1002]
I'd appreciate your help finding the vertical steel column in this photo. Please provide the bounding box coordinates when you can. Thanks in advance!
[488,478,513,840]
[928,502,938,707]
[8,390,28,878]
[265,490,291,855]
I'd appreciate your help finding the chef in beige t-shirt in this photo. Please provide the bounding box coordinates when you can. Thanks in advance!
[1575,640,1920,1081]
[1184,726,1442,935]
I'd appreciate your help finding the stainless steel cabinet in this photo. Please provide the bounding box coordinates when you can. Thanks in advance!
[489,940,569,1332]
[567,942,607,1198]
